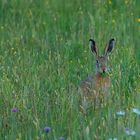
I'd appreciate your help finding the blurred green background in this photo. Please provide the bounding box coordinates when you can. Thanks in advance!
[0,0,140,140]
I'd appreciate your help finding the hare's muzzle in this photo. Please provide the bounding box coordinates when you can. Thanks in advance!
[102,66,106,73]
[103,69,106,73]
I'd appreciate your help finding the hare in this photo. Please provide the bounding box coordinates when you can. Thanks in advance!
[80,38,115,112]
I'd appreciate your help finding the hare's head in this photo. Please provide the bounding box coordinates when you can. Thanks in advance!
[89,38,115,74]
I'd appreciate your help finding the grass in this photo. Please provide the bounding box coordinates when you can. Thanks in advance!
[0,0,140,139]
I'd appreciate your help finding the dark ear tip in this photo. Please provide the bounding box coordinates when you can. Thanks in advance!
[89,39,96,48]
[110,38,115,42]
[89,39,94,42]
[89,39,95,44]
[109,38,115,45]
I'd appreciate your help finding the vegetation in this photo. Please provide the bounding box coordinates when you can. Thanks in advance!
[0,0,140,139]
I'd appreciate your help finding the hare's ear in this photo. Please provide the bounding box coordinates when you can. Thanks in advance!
[89,39,98,56]
[104,38,115,56]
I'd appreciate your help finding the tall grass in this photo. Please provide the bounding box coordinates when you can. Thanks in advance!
[0,0,140,139]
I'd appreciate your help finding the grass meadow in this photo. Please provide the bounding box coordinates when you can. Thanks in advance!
[0,0,140,140]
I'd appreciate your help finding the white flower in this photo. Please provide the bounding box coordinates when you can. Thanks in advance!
[132,108,140,115]
[116,111,125,116]
[108,138,118,140]
[125,128,136,136]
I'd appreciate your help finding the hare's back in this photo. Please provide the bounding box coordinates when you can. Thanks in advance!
[80,75,94,94]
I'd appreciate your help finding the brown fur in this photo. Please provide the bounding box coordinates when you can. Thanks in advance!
[80,38,115,112]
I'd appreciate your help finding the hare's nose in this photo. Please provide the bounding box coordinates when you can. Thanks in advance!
[102,67,106,72]
[103,69,105,73]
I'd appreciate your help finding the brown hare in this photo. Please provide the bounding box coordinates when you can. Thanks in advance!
[80,38,115,112]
